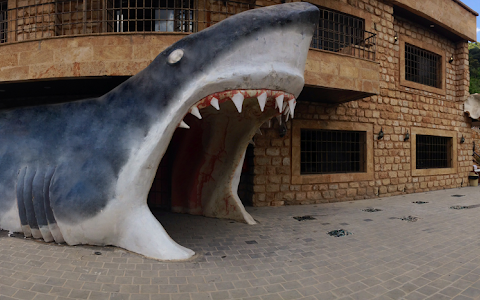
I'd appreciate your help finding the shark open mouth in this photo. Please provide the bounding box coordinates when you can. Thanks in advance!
[164,89,296,224]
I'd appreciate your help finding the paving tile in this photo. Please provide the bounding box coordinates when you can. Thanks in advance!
[4,189,480,300]
[461,287,480,298]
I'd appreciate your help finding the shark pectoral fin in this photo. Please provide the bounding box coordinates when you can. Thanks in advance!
[117,206,195,261]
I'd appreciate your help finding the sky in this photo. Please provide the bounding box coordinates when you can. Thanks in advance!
[461,0,480,41]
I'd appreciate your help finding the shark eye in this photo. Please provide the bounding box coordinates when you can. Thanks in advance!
[167,49,184,64]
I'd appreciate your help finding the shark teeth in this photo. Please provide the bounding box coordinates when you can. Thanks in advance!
[183,90,296,130]
[288,99,296,118]
[276,94,285,113]
[210,97,220,110]
[257,92,267,112]
[179,120,190,129]
[190,106,202,119]
[231,93,244,113]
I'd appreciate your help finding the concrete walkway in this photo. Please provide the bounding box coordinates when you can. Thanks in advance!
[2,187,480,300]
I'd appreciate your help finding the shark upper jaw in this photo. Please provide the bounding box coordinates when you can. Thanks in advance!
[163,7,317,134]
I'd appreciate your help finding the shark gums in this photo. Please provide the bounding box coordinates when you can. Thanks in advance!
[0,3,319,260]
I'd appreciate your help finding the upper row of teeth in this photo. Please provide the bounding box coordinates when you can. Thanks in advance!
[178,90,297,129]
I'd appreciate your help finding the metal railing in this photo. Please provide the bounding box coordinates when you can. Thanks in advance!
[0,1,6,43]
[311,7,376,61]
[0,0,255,42]
[0,1,375,61]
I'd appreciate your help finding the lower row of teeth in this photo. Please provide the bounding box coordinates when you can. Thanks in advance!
[178,90,297,129]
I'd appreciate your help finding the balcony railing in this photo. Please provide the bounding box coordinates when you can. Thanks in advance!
[0,1,375,61]
[310,7,376,61]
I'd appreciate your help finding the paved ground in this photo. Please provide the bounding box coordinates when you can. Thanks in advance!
[3,188,480,300]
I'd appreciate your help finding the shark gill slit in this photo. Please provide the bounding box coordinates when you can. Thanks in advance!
[23,167,42,239]
[44,166,64,243]
[16,167,31,237]
[32,168,54,242]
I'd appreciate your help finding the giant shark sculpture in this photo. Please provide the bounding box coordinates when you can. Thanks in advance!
[0,3,319,260]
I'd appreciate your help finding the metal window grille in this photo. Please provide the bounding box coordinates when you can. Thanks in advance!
[301,129,366,174]
[405,43,441,88]
[0,0,7,43]
[310,7,376,61]
[106,0,195,33]
[5,0,256,42]
[416,135,451,169]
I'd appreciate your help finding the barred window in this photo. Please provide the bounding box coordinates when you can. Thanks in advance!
[311,7,364,52]
[301,129,366,174]
[0,0,7,43]
[416,135,452,169]
[107,0,195,33]
[405,43,441,88]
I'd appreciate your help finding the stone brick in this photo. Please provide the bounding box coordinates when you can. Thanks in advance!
[266,148,280,156]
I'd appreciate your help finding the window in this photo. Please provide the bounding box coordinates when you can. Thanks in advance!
[300,129,366,174]
[410,128,457,176]
[109,0,194,33]
[292,121,373,184]
[405,43,441,88]
[416,135,452,169]
[311,7,364,52]
[0,0,7,43]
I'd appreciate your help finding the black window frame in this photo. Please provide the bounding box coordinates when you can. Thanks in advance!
[311,6,365,52]
[405,43,442,89]
[415,135,452,169]
[300,129,367,175]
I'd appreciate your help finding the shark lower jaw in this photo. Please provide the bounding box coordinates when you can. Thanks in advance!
[161,89,296,223]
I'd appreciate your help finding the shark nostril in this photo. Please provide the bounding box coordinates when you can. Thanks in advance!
[167,49,184,64]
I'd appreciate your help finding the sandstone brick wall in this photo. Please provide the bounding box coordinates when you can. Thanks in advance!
[0,34,185,81]
[250,0,474,207]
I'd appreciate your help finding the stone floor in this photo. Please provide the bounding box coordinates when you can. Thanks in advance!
[3,187,480,300]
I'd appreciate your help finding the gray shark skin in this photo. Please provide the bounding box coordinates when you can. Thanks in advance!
[0,3,319,260]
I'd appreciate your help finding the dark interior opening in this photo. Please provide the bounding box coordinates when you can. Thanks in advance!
[0,76,130,110]
[147,131,256,211]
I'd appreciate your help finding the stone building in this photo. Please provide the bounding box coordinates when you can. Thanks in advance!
[0,0,477,209]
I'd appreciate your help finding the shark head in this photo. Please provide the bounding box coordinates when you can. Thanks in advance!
[63,2,321,260]
[113,2,320,225]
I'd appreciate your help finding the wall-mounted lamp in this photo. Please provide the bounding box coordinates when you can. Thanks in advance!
[404,130,410,141]
[449,56,454,64]
[394,32,398,43]
[460,135,465,144]
[378,128,384,140]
